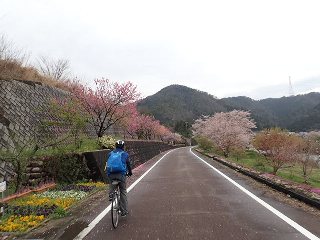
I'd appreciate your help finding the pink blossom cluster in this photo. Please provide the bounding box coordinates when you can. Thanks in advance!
[193,110,256,157]
[122,108,174,141]
[69,78,140,137]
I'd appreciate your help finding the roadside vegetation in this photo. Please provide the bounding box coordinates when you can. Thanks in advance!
[193,111,320,188]
[0,35,71,90]
[0,182,106,232]
[227,151,320,188]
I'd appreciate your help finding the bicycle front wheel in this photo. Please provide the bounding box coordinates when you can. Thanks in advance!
[111,193,119,228]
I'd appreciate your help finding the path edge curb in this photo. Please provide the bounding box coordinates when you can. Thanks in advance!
[193,148,320,210]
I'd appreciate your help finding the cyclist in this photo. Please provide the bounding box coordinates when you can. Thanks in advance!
[106,140,132,217]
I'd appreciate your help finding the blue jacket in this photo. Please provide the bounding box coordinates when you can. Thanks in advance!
[107,148,131,176]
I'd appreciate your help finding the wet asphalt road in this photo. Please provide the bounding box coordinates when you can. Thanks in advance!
[81,147,320,240]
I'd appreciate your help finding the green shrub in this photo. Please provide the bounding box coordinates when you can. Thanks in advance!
[195,136,214,152]
[98,135,116,149]
[43,153,90,184]
[52,206,68,218]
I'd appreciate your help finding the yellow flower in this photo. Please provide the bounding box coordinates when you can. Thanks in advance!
[0,214,46,232]
[77,181,106,187]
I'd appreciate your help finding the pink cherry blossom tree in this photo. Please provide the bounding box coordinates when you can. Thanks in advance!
[70,78,140,137]
[193,110,256,157]
[155,125,173,141]
[121,108,174,141]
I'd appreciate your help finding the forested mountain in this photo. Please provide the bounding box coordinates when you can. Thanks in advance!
[223,93,320,130]
[221,96,277,129]
[289,102,320,131]
[138,85,228,125]
[137,84,320,132]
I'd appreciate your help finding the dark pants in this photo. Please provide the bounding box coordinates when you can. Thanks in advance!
[108,173,128,214]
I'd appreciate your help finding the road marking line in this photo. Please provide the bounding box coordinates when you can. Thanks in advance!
[190,148,320,240]
[74,149,175,240]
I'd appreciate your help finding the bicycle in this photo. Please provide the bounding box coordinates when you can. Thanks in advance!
[110,180,121,228]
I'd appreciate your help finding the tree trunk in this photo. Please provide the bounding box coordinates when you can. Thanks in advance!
[15,161,22,193]
[272,167,278,175]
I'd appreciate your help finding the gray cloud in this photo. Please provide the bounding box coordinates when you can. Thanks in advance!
[1,0,320,99]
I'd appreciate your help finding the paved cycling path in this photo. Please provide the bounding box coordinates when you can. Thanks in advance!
[79,147,320,240]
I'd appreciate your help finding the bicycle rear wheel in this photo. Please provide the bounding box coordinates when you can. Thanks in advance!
[111,192,119,228]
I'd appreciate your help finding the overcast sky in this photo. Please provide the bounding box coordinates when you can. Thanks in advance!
[1,0,320,99]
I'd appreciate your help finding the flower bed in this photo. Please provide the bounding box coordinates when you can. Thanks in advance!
[0,215,45,232]
[37,190,89,200]
[0,182,106,233]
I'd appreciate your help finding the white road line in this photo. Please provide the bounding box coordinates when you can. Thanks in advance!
[190,148,320,240]
[74,149,175,240]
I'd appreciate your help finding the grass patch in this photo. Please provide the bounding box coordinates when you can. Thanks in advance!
[229,151,273,173]
[27,137,100,158]
[0,137,101,160]
[205,148,320,188]
[277,167,320,188]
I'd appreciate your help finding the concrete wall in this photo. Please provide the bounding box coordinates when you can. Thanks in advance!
[24,140,179,185]
[84,140,179,182]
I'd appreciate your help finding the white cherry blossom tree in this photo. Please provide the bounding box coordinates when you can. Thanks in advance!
[193,110,256,157]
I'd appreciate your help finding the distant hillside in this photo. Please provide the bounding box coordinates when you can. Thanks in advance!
[222,93,320,130]
[138,85,228,125]
[138,85,320,132]
[221,96,277,129]
[289,102,320,131]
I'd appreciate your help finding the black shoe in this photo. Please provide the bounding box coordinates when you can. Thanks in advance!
[121,211,128,217]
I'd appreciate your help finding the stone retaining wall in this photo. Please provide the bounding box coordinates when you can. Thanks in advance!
[0,79,70,150]
[0,79,108,152]
[0,161,14,182]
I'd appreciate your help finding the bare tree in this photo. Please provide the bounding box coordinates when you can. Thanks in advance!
[298,132,320,183]
[0,34,29,64]
[37,56,70,80]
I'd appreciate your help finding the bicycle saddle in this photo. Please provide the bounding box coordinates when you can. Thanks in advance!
[111,180,120,185]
